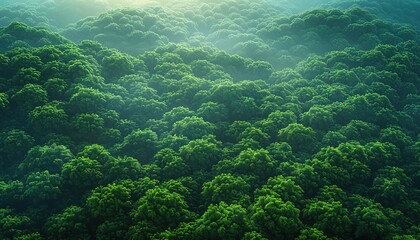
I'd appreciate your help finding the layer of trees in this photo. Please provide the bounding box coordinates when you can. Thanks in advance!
[0,0,419,239]
[61,1,418,69]
[2,0,419,67]
[326,0,420,30]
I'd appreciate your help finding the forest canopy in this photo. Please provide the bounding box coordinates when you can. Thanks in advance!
[0,0,419,239]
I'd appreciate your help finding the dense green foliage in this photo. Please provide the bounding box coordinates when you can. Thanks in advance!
[59,0,419,69]
[326,0,420,30]
[0,0,419,239]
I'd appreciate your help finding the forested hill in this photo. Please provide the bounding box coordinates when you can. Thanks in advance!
[325,0,420,30]
[0,0,419,239]
[2,0,420,30]
[62,1,418,68]
[0,22,70,51]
